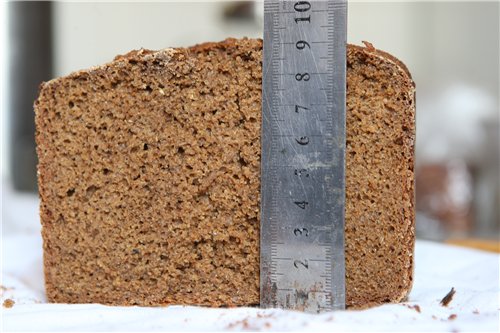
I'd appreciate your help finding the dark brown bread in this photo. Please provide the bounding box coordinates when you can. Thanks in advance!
[35,38,415,308]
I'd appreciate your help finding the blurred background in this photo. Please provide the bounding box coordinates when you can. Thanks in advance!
[1,1,499,249]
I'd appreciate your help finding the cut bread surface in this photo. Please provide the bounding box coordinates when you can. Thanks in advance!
[35,38,415,308]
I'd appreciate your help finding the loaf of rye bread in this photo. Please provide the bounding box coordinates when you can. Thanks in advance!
[35,38,415,309]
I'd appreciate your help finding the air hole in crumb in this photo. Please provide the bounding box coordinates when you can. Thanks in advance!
[66,189,75,197]
[186,165,193,170]
[394,137,404,145]
[144,85,153,93]
[132,249,140,255]
[177,147,185,155]
[56,215,65,224]
[68,101,74,108]
[248,117,257,123]
[143,143,149,150]
[131,146,139,153]
[238,156,248,167]
[160,254,168,260]
[86,185,98,198]
[388,226,395,232]
[103,168,111,175]
[211,110,218,115]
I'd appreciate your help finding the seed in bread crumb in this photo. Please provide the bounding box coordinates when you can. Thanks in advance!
[440,287,456,306]
[3,299,15,308]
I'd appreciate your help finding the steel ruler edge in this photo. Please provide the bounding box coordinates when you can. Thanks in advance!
[260,0,347,313]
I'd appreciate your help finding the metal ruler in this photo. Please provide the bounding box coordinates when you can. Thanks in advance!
[260,0,347,313]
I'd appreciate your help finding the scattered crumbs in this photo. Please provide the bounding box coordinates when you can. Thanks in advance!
[472,309,480,315]
[0,285,14,295]
[326,315,334,321]
[448,314,457,321]
[404,304,421,313]
[3,299,15,308]
[440,287,456,307]
[227,313,276,330]
[256,312,275,319]
[183,318,188,323]
[226,318,250,330]
[432,315,438,320]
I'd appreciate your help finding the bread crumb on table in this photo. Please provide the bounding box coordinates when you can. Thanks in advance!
[3,299,15,308]
[403,304,421,313]
[440,287,456,307]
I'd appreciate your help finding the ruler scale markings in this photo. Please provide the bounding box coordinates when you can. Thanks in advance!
[261,0,346,313]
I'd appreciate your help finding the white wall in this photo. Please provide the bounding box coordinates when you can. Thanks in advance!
[53,2,262,77]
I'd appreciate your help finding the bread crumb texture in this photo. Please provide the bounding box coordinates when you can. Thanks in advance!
[35,38,415,308]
